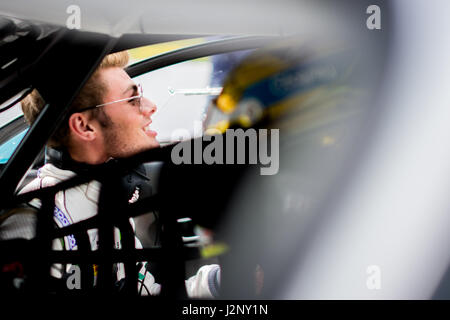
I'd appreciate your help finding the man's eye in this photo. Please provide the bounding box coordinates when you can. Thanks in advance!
[129,97,139,105]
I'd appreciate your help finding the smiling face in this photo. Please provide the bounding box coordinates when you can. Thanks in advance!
[95,67,159,158]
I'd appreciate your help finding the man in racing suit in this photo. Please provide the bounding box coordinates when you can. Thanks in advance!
[19,50,220,297]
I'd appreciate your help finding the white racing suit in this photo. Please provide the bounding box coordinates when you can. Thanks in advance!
[20,163,221,297]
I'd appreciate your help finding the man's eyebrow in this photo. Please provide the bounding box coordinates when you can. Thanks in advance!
[123,83,138,95]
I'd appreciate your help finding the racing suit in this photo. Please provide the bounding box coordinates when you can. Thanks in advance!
[20,154,221,298]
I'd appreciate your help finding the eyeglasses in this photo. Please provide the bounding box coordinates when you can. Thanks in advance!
[75,84,144,113]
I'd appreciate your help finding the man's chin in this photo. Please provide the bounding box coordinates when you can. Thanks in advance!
[115,143,160,159]
[149,139,160,149]
[142,141,161,153]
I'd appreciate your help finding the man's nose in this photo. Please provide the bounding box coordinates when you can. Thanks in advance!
[141,97,157,117]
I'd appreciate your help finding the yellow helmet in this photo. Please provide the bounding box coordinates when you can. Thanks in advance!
[206,38,365,137]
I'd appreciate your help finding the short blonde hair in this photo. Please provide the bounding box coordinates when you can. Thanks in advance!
[21,51,129,148]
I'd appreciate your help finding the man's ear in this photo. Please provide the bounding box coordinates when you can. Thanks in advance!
[68,113,97,141]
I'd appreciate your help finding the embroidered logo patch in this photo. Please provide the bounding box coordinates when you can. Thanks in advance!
[128,187,140,204]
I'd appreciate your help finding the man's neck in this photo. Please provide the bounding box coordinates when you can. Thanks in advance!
[68,144,109,165]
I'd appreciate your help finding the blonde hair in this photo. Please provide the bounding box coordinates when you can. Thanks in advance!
[21,51,129,148]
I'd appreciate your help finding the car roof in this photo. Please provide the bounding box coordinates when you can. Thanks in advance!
[0,0,349,37]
